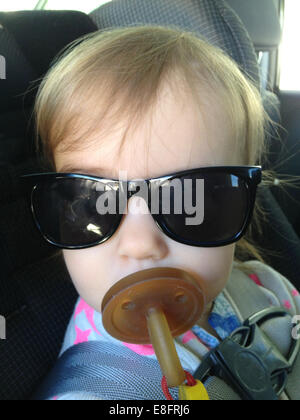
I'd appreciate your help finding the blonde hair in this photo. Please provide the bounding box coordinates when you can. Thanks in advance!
[33,25,300,269]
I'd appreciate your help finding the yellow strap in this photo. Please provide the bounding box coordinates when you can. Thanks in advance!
[178,379,210,400]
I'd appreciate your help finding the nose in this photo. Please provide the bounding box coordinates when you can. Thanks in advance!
[116,196,169,261]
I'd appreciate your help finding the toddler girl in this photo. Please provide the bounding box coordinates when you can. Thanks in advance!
[27,25,300,400]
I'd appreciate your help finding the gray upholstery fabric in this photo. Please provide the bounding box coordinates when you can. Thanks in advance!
[90,0,260,88]
[225,0,282,50]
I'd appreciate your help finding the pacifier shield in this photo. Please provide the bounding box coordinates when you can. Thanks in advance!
[101,267,205,344]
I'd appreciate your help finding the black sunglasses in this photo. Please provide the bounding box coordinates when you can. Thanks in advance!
[20,166,262,250]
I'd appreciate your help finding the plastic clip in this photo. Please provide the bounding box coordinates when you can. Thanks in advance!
[194,307,298,400]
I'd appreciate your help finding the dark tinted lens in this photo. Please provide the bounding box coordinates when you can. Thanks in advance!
[32,177,120,247]
[159,172,249,244]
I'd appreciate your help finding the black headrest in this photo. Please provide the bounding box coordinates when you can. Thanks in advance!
[0,10,97,113]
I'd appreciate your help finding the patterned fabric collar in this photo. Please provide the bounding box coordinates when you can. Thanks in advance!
[191,292,242,348]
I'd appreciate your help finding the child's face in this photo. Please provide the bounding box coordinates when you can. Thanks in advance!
[55,83,238,314]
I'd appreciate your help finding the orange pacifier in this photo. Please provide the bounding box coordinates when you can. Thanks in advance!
[101,267,206,388]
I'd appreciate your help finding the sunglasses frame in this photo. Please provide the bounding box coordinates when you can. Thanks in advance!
[20,165,262,250]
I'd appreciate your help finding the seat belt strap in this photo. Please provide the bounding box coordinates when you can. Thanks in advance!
[33,341,179,400]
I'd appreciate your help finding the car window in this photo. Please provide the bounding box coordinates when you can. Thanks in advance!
[44,0,111,14]
[280,0,300,91]
[0,0,37,11]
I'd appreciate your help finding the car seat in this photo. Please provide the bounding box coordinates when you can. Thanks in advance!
[0,10,98,165]
[0,2,299,400]
[0,10,97,400]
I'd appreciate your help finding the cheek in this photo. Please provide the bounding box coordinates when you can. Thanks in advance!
[62,249,109,311]
[180,244,236,303]
[203,245,236,301]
